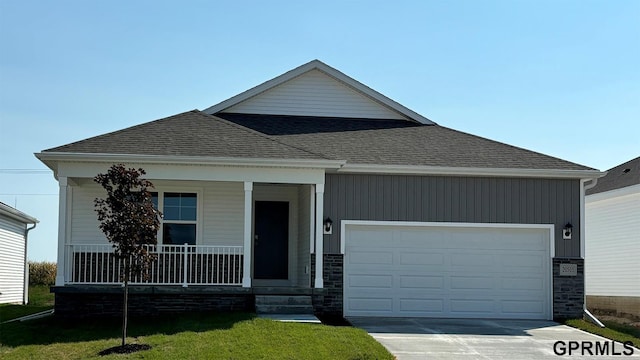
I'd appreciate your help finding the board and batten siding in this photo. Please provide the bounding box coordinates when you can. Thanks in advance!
[324,174,581,257]
[585,188,640,297]
[70,180,244,246]
[297,185,312,287]
[0,217,27,304]
[223,69,409,120]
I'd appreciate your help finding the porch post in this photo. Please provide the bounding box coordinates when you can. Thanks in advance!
[314,183,324,288]
[242,181,253,287]
[55,177,69,286]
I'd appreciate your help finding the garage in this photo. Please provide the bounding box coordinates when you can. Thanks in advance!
[342,221,553,320]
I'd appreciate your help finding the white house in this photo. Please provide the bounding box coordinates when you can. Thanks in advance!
[0,202,38,304]
[585,156,640,319]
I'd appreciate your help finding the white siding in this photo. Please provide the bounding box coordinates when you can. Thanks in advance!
[201,182,244,246]
[70,180,245,246]
[297,185,312,286]
[586,190,640,297]
[0,217,26,304]
[224,69,410,120]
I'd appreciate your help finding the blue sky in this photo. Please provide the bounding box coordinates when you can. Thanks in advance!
[1,1,638,262]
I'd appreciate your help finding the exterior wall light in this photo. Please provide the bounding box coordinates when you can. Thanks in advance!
[563,222,573,240]
[323,217,333,235]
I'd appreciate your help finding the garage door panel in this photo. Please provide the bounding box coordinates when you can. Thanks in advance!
[347,298,392,311]
[398,252,444,265]
[399,298,444,312]
[348,274,393,288]
[349,251,393,265]
[344,224,551,319]
[398,275,444,289]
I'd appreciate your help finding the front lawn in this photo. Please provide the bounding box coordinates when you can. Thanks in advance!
[0,312,393,359]
[565,319,640,348]
[0,286,54,323]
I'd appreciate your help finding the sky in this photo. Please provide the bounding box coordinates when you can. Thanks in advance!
[0,1,638,262]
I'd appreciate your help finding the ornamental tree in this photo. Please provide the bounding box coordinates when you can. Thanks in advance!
[94,164,161,348]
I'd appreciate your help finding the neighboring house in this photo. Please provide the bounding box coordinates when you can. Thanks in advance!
[0,202,38,304]
[36,60,602,320]
[585,156,640,320]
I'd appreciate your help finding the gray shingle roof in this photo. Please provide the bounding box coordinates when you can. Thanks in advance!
[43,110,329,160]
[42,110,596,172]
[215,113,594,171]
[586,156,640,195]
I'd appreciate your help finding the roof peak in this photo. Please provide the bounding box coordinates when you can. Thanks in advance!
[203,60,435,125]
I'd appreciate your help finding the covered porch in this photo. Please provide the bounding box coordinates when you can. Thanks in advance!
[51,158,341,291]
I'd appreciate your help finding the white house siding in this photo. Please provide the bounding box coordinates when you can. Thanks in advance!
[223,69,409,120]
[0,217,26,304]
[70,180,245,247]
[585,189,640,297]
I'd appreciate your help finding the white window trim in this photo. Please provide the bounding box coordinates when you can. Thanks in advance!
[153,187,203,245]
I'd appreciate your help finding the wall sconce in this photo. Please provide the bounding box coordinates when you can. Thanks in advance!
[323,217,333,235]
[563,222,573,240]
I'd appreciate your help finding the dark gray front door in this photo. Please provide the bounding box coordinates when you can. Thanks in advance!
[254,201,289,280]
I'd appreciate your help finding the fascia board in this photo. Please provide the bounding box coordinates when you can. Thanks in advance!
[34,152,346,170]
[0,203,39,224]
[203,60,435,125]
[338,163,605,179]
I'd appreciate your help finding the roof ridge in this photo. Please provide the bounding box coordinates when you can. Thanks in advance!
[198,112,335,160]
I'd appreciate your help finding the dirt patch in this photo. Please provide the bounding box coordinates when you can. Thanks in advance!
[99,344,152,356]
[596,315,640,328]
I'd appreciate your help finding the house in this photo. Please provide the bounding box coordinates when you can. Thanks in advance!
[585,156,640,320]
[0,202,38,304]
[36,60,603,320]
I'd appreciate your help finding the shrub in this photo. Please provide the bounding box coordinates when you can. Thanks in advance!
[29,261,57,285]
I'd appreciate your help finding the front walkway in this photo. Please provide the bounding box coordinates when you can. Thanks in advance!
[349,317,640,360]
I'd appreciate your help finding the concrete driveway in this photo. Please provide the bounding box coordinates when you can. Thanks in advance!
[349,317,639,359]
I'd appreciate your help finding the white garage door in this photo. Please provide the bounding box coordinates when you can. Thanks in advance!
[343,222,552,320]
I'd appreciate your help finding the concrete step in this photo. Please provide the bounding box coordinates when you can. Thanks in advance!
[255,295,314,314]
[255,295,312,306]
[256,304,314,314]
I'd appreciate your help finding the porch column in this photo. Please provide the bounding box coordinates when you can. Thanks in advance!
[242,181,253,287]
[55,177,69,286]
[314,183,324,288]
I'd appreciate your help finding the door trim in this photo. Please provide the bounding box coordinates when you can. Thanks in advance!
[251,184,299,287]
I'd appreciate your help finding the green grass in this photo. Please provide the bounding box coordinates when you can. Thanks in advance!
[565,319,640,348]
[0,286,54,323]
[0,312,393,359]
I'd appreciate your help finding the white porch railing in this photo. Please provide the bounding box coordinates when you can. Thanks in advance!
[66,244,244,286]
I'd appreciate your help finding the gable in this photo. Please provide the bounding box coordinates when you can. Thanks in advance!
[222,69,411,120]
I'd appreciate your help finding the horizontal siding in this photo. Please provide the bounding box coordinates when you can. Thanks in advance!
[324,174,581,256]
[201,182,243,246]
[585,191,640,296]
[70,180,245,246]
[225,69,409,120]
[0,217,26,304]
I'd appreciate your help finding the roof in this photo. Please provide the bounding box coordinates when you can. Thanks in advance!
[203,60,435,125]
[586,156,640,195]
[0,202,38,224]
[42,110,329,160]
[217,113,594,170]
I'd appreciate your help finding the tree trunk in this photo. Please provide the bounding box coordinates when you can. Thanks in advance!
[122,260,129,347]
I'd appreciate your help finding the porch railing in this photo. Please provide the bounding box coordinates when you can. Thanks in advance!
[66,244,244,286]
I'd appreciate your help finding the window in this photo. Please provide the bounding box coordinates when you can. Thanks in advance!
[152,192,198,245]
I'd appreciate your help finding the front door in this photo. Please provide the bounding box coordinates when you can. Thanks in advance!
[254,201,289,280]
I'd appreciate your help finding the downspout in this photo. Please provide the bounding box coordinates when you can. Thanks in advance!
[581,178,604,327]
[23,222,37,305]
